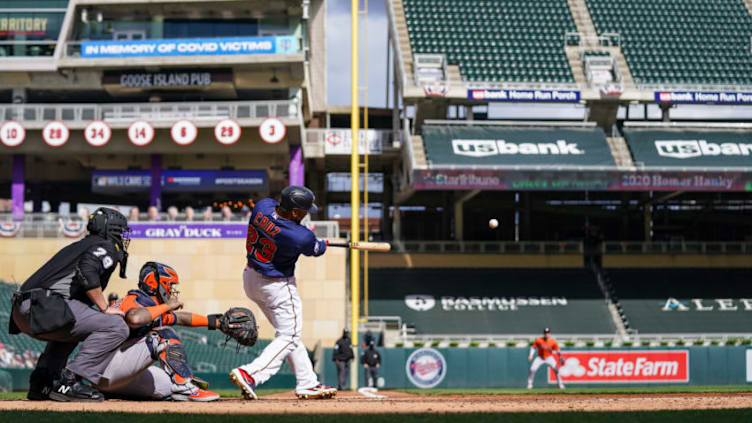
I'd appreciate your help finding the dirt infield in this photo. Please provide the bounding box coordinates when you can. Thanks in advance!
[1,391,752,414]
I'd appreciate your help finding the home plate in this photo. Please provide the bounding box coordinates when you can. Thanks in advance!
[358,387,386,399]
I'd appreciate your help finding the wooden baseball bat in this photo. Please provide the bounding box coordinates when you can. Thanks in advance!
[327,241,391,252]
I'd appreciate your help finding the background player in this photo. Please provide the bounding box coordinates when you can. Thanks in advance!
[230,186,336,400]
[97,261,224,401]
[527,328,565,389]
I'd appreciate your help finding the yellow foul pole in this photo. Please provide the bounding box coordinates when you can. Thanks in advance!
[350,0,360,352]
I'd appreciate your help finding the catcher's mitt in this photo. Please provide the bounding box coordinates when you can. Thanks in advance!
[213,307,258,347]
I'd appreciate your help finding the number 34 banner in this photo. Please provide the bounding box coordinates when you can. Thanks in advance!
[324,129,383,155]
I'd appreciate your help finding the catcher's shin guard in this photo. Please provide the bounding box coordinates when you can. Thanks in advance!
[146,328,193,385]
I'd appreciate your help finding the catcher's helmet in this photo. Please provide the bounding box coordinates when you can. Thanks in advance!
[279,185,318,214]
[87,207,131,251]
[138,261,179,304]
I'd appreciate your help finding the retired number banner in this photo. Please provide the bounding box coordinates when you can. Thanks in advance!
[549,350,689,384]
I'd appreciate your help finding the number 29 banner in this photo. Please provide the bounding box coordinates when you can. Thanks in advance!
[549,350,689,384]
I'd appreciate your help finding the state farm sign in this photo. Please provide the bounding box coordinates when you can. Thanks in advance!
[548,350,688,384]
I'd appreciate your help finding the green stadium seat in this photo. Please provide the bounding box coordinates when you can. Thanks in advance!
[586,0,752,85]
[403,0,576,83]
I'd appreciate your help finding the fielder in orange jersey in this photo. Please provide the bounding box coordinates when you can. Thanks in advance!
[527,327,565,389]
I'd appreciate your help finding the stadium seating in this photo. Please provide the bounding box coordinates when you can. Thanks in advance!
[585,0,752,86]
[368,268,614,334]
[605,268,752,333]
[403,0,577,83]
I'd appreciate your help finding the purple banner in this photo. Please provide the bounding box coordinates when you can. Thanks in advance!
[413,169,752,192]
[129,223,247,238]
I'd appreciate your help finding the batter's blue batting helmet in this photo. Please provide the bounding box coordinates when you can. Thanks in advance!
[280,185,318,214]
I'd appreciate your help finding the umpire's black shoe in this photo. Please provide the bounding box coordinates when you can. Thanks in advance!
[48,369,104,403]
[27,368,52,401]
[27,386,51,401]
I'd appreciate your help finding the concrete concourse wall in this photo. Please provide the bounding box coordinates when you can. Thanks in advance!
[0,238,347,348]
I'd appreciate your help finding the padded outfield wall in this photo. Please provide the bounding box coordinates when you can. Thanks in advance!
[321,346,752,389]
[0,238,347,348]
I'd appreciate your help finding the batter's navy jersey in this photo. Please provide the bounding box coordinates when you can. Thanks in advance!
[246,198,327,278]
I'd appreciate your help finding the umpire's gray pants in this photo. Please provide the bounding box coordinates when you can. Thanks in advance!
[334,360,349,389]
[12,298,130,384]
[365,366,378,387]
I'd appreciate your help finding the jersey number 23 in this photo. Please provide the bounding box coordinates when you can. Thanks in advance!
[246,226,277,263]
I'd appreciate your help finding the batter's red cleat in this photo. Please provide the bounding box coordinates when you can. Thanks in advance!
[230,368,258,400]
[295,384,337,399]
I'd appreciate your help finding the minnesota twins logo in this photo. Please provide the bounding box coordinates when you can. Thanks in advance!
[406,348,447,388]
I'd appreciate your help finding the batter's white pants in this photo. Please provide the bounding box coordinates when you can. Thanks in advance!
[95,337,194,400]
[238,266,319,391]
[527,356,564,388]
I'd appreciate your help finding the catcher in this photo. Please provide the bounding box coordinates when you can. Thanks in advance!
[93,261,258,401]
[527,327,565,389]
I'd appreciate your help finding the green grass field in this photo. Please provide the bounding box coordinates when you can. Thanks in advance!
[1,387,751,422]
[0,410,750,423]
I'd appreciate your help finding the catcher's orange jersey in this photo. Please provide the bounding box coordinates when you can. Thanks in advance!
[114,289,177,339]
[533,337,560,359]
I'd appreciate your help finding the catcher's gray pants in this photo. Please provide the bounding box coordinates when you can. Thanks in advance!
[95,336,193,400]
[364,366,378,387]
[12,297,130,384]
[335,360,349,389]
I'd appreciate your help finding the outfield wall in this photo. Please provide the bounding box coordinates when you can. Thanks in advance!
[0,238,347,348]
[321,346,752,389]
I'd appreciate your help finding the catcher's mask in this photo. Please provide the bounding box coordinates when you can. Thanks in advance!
[138,261,180,304]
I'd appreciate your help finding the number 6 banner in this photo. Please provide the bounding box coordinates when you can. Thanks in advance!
[171,119,198,146]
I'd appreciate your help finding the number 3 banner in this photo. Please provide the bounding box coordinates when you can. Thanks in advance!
[259,117,286,144]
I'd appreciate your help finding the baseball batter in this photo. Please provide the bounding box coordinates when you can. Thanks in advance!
[527,328,565,389]
[230,186,336,400]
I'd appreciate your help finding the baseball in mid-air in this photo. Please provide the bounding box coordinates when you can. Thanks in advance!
[489,218,499,229]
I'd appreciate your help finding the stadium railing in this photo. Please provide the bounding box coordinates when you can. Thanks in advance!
[395,332,752,348]
[0,214,340,240]
[0,100,300,129]
[602,241,752,254]
[391,241,583,254]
